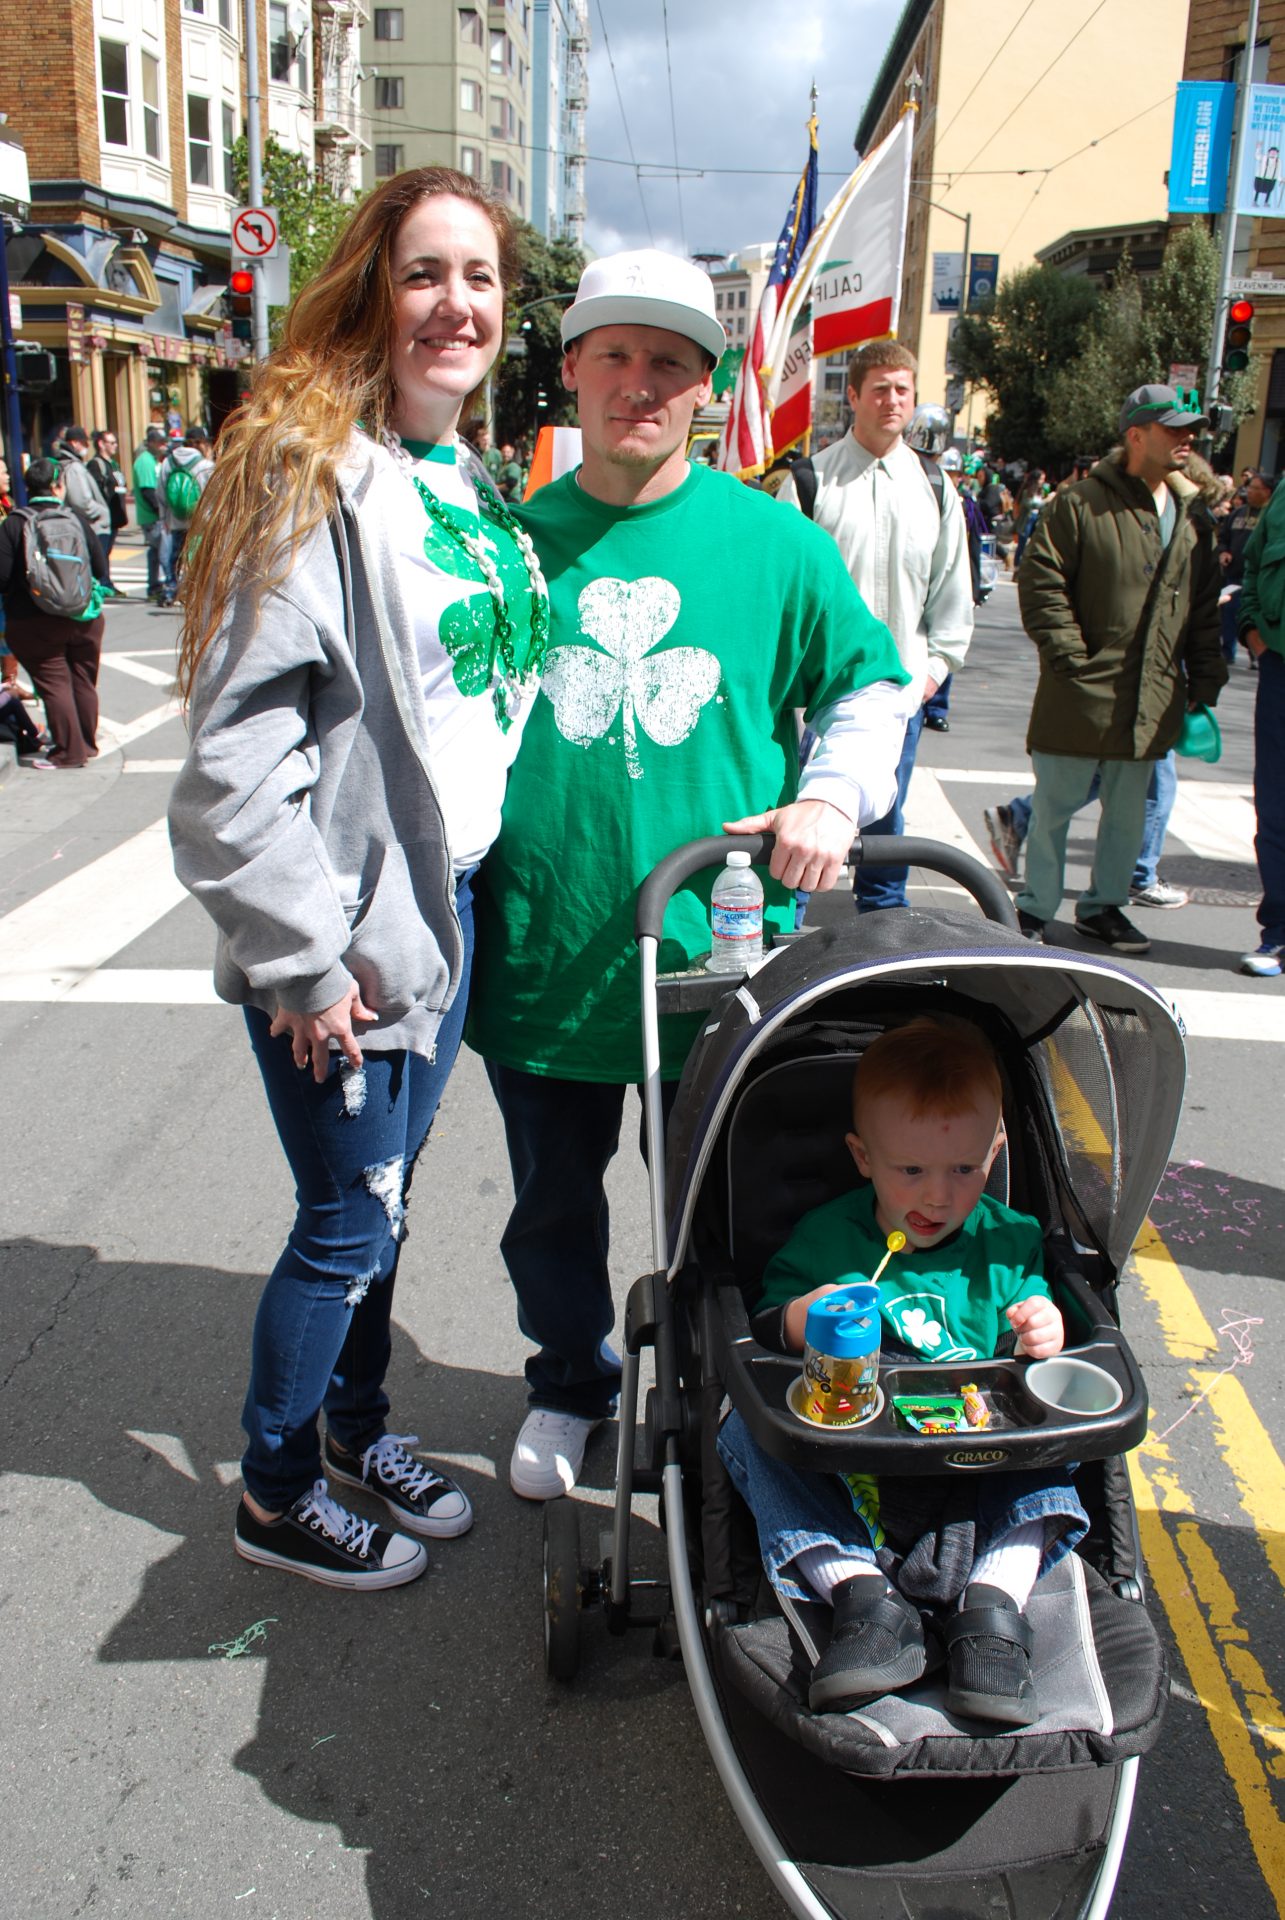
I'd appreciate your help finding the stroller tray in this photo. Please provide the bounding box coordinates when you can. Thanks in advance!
[727,1320,1147,1475]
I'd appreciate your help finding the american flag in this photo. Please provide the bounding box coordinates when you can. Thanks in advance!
[718,115,818,480]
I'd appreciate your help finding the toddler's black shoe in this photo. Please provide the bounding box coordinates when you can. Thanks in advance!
[234,1478,427,1590]
[324,1431,473,1538]
[944,1583,1038,1726]
[808,1577,927,1713]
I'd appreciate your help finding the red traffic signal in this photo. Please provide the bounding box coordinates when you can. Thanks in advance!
[228,267,254,342]
[1225,297,1255,373]
[229,269,254,297]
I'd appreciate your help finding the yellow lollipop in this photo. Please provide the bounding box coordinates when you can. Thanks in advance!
[870,1229,906,1285]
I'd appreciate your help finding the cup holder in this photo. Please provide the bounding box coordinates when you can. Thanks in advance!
[1024,1356,1123,1417]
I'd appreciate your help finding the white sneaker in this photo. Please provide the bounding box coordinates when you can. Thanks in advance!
[509,1409,602,1501]
[1129,880,1188,909]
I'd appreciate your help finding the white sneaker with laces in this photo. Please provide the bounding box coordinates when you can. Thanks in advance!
[509,1409,602,1500]
[1129,880,1188,909]
[1240,941,1284,977]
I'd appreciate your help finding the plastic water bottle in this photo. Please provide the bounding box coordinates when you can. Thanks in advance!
[708,850,764,973]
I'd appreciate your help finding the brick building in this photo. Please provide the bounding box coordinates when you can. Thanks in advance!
[1,1,363,460]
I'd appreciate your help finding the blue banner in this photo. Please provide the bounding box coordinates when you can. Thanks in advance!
[968,253,999,305]
[1236,84,1285,215]
[1169,81,1235,214]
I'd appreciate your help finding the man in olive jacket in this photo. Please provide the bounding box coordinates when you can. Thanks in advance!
[1014,385,1225,953]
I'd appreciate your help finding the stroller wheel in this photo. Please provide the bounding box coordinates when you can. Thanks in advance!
[543,1497,582,1682]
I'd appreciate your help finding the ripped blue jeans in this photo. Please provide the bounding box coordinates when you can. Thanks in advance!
[239,869,474,1510]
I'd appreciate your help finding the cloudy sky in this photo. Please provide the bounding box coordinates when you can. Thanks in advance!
[581,0,907,260]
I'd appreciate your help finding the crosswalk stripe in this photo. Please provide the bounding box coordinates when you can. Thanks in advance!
[0,818,187,982]
[96,698,184,751]
[101,655,177,690]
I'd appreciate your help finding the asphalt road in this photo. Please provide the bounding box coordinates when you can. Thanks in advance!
[0,549,1280,1920]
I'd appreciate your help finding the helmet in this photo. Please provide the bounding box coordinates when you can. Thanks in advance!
[905,403,952,456]
[940,446,963,472]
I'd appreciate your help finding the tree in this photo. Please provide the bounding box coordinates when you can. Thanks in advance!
[492,221,585,446]
[950,265,1101,468]
[1139,221,1257,431]
[230,135,355,312]
[1045,252,1145,461]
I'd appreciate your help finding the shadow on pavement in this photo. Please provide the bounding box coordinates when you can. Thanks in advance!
[0,1238,764,1920]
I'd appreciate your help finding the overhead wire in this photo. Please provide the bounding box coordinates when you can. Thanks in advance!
[949,0,1111,193]
[933,0,1038,149]
[660,0,686,253]
[594,0,654,244]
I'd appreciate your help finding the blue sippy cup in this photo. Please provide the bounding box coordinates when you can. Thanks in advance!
[801,1279,881,1426]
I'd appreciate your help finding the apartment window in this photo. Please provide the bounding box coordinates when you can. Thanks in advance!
[490,29,512,74]
[714,291,723,311]
[100,39,130,148]
[459,8,483,46]
[374,7,404,39]
[490,158,515,198]
[187,94,212,186]
[491,96,515,141]
[220,0,233,26]
[269,2,291,80]
[142,52,161,159]
[375,76,404,108]
[374,143,403,178]
[459,78,482,113]
[222,101,237,195]
[460,144,482,178]
[738,289,747,309]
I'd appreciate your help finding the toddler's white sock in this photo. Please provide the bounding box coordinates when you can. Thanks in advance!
[965,1521,1045,1611]
[792,1547,883,1604]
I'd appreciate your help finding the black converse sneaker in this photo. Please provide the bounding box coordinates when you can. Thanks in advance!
[234,1478,427,1590]
[324,1432,474,1539]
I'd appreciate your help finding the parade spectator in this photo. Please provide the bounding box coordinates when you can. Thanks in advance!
[87,429,129,596]
[157,428,215,607]
[169,166,549,1590]
[495,439,524,500]
[0,455,107,768]
[467,248,910,1500]
[776,342,973,910]
[1012,386,1224,952]
[132,425,168,600]
[1219,470,1274,664]
[1234,471,1285,976]
[0,450,17,691]
[51,426,112,547]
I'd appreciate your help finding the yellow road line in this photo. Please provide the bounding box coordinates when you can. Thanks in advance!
[1131,1455,1285,1912]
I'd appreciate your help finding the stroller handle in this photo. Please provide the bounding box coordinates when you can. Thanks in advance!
[634,832,1018,942]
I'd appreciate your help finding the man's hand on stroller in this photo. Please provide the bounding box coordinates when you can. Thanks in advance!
[1007,1296,1065,1360]
[722,798,855,893]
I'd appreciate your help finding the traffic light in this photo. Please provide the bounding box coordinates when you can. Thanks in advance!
[229,267,254,343]
[14,346,57,390]
[1224,298,1255,374]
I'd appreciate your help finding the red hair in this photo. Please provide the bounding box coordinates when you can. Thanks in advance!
[853,1017,1002,1128]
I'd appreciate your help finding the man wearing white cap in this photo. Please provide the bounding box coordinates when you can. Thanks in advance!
[467,248,912,1499]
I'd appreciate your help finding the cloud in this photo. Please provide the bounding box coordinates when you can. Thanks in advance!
[583,0,903,259]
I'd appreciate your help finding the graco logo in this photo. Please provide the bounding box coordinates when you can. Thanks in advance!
[945,1447,1010,1469]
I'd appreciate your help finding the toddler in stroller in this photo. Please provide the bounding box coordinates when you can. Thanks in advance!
[717,1015,1088,1724]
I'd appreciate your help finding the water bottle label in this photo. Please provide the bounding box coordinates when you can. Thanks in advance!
[712,903,762,943]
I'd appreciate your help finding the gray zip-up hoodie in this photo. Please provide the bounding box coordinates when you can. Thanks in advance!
[168,434,464,1056]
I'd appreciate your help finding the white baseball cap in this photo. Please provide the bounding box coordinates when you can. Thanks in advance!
[561,249,727,363]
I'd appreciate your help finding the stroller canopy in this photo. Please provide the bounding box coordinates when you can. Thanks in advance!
[664,909,1186,1279]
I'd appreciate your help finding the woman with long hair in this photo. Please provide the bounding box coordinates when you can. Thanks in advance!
[169,169,549,1591]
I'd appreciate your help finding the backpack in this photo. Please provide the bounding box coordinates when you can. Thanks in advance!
[165,463,202,521]
[18,505,94,618]
[789,447,946,520]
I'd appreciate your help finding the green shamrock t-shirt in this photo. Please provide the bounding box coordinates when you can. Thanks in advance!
[466,462,906,1082]
[757,1185,1049,1363]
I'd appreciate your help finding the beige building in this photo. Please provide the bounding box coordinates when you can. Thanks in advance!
[361,2,524,218]
[856,0,1190,412]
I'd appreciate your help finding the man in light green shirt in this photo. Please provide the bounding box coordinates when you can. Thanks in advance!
[468,249,911,1500]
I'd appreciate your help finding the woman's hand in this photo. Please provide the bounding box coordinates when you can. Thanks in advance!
[1007,1295,1065,1360]
[270,982,378,1083]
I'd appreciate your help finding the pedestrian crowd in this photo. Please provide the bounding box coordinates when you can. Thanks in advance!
[1,171,1279,1715]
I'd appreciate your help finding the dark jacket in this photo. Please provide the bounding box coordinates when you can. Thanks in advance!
[1017,454,1225,761]
[86,453,129,531]
[0,497,107,622]
[1237,476,1285,661]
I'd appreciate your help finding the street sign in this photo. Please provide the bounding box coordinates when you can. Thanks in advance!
[1169,363,1199,388]
[1229,274,1285,295]
[232,206,280,258]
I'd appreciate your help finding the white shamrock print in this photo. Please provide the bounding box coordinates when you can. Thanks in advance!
[542,576,721,779]
[898,1306,944,1353]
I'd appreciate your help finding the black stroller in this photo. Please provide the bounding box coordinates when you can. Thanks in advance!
[542,835,1178,1920]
